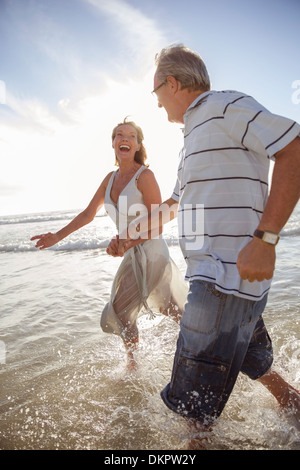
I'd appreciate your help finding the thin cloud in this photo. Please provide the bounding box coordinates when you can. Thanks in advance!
[84,0,167,73]
[3,0,166,129]
[0,81,6,105]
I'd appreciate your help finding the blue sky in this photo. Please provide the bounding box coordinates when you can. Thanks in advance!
[0,0,299,216]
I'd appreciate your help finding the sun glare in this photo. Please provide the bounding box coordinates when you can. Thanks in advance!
[1,71,183,216]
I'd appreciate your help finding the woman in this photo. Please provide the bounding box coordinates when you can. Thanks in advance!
[31,118,188,369]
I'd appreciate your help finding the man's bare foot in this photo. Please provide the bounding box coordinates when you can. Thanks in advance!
[186,419,211,450]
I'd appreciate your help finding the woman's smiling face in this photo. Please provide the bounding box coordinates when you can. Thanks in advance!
[112,124,141,164]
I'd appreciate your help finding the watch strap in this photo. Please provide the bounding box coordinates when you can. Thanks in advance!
[253,229,280,245]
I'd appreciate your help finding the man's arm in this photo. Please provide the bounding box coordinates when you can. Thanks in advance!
[237,136,300,282]
[107,197,178,256]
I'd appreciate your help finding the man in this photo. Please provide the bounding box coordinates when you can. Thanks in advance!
[108,44,300,445]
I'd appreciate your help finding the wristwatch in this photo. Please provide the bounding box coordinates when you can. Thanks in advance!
[253,229,280,245]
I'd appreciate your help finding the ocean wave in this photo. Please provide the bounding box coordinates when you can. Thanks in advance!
[0,239,110,253]
[0,236,179,253]
[280,227,300,237]
[0,211,106,226]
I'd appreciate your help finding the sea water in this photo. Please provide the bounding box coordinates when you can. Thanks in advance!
[0,206,299,450]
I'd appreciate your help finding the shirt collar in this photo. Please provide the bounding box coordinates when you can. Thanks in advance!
[183,91,212,136]
[186,90,212,113]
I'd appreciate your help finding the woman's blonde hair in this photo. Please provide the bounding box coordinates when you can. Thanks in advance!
[112,117,148,167]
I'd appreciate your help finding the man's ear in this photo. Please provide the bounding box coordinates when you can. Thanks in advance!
[167,75,179,93]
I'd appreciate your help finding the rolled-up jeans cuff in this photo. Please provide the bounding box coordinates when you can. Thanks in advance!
[160,384,216,425]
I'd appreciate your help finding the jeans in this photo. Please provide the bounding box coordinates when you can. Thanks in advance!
[160,280,273,424]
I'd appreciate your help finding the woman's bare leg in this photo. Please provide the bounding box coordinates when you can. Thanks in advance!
[122,334,139,370]
[113,269,140,369]
[160,296,182,324]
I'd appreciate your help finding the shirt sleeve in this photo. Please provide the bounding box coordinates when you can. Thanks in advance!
[171,178,180,202]
[227,95,300,159]
[171,147,185,202]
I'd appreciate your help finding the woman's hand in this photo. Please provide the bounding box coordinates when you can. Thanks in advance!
[106,236,121,257]
[30,232,60,250]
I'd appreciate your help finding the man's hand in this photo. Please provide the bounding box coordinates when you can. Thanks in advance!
[106,235,142,257]
[237,137,300,283]
[237,238,276,282]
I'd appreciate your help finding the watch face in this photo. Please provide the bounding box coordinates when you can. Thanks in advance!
[262,232,278,244]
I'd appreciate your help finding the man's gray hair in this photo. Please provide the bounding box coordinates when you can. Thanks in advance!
[155,44,211,92]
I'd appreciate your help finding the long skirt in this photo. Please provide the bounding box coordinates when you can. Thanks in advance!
[100,238,188,341]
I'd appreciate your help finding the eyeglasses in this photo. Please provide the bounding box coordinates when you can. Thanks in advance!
[151,81,166,96]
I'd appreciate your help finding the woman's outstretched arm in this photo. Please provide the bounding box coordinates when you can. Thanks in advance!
[31,172,112,249]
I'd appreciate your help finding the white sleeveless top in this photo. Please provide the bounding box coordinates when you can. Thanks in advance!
[101,166,188,339]
[104,165,148,233]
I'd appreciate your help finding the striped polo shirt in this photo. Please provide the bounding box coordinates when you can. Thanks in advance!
[172,90,300,300]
